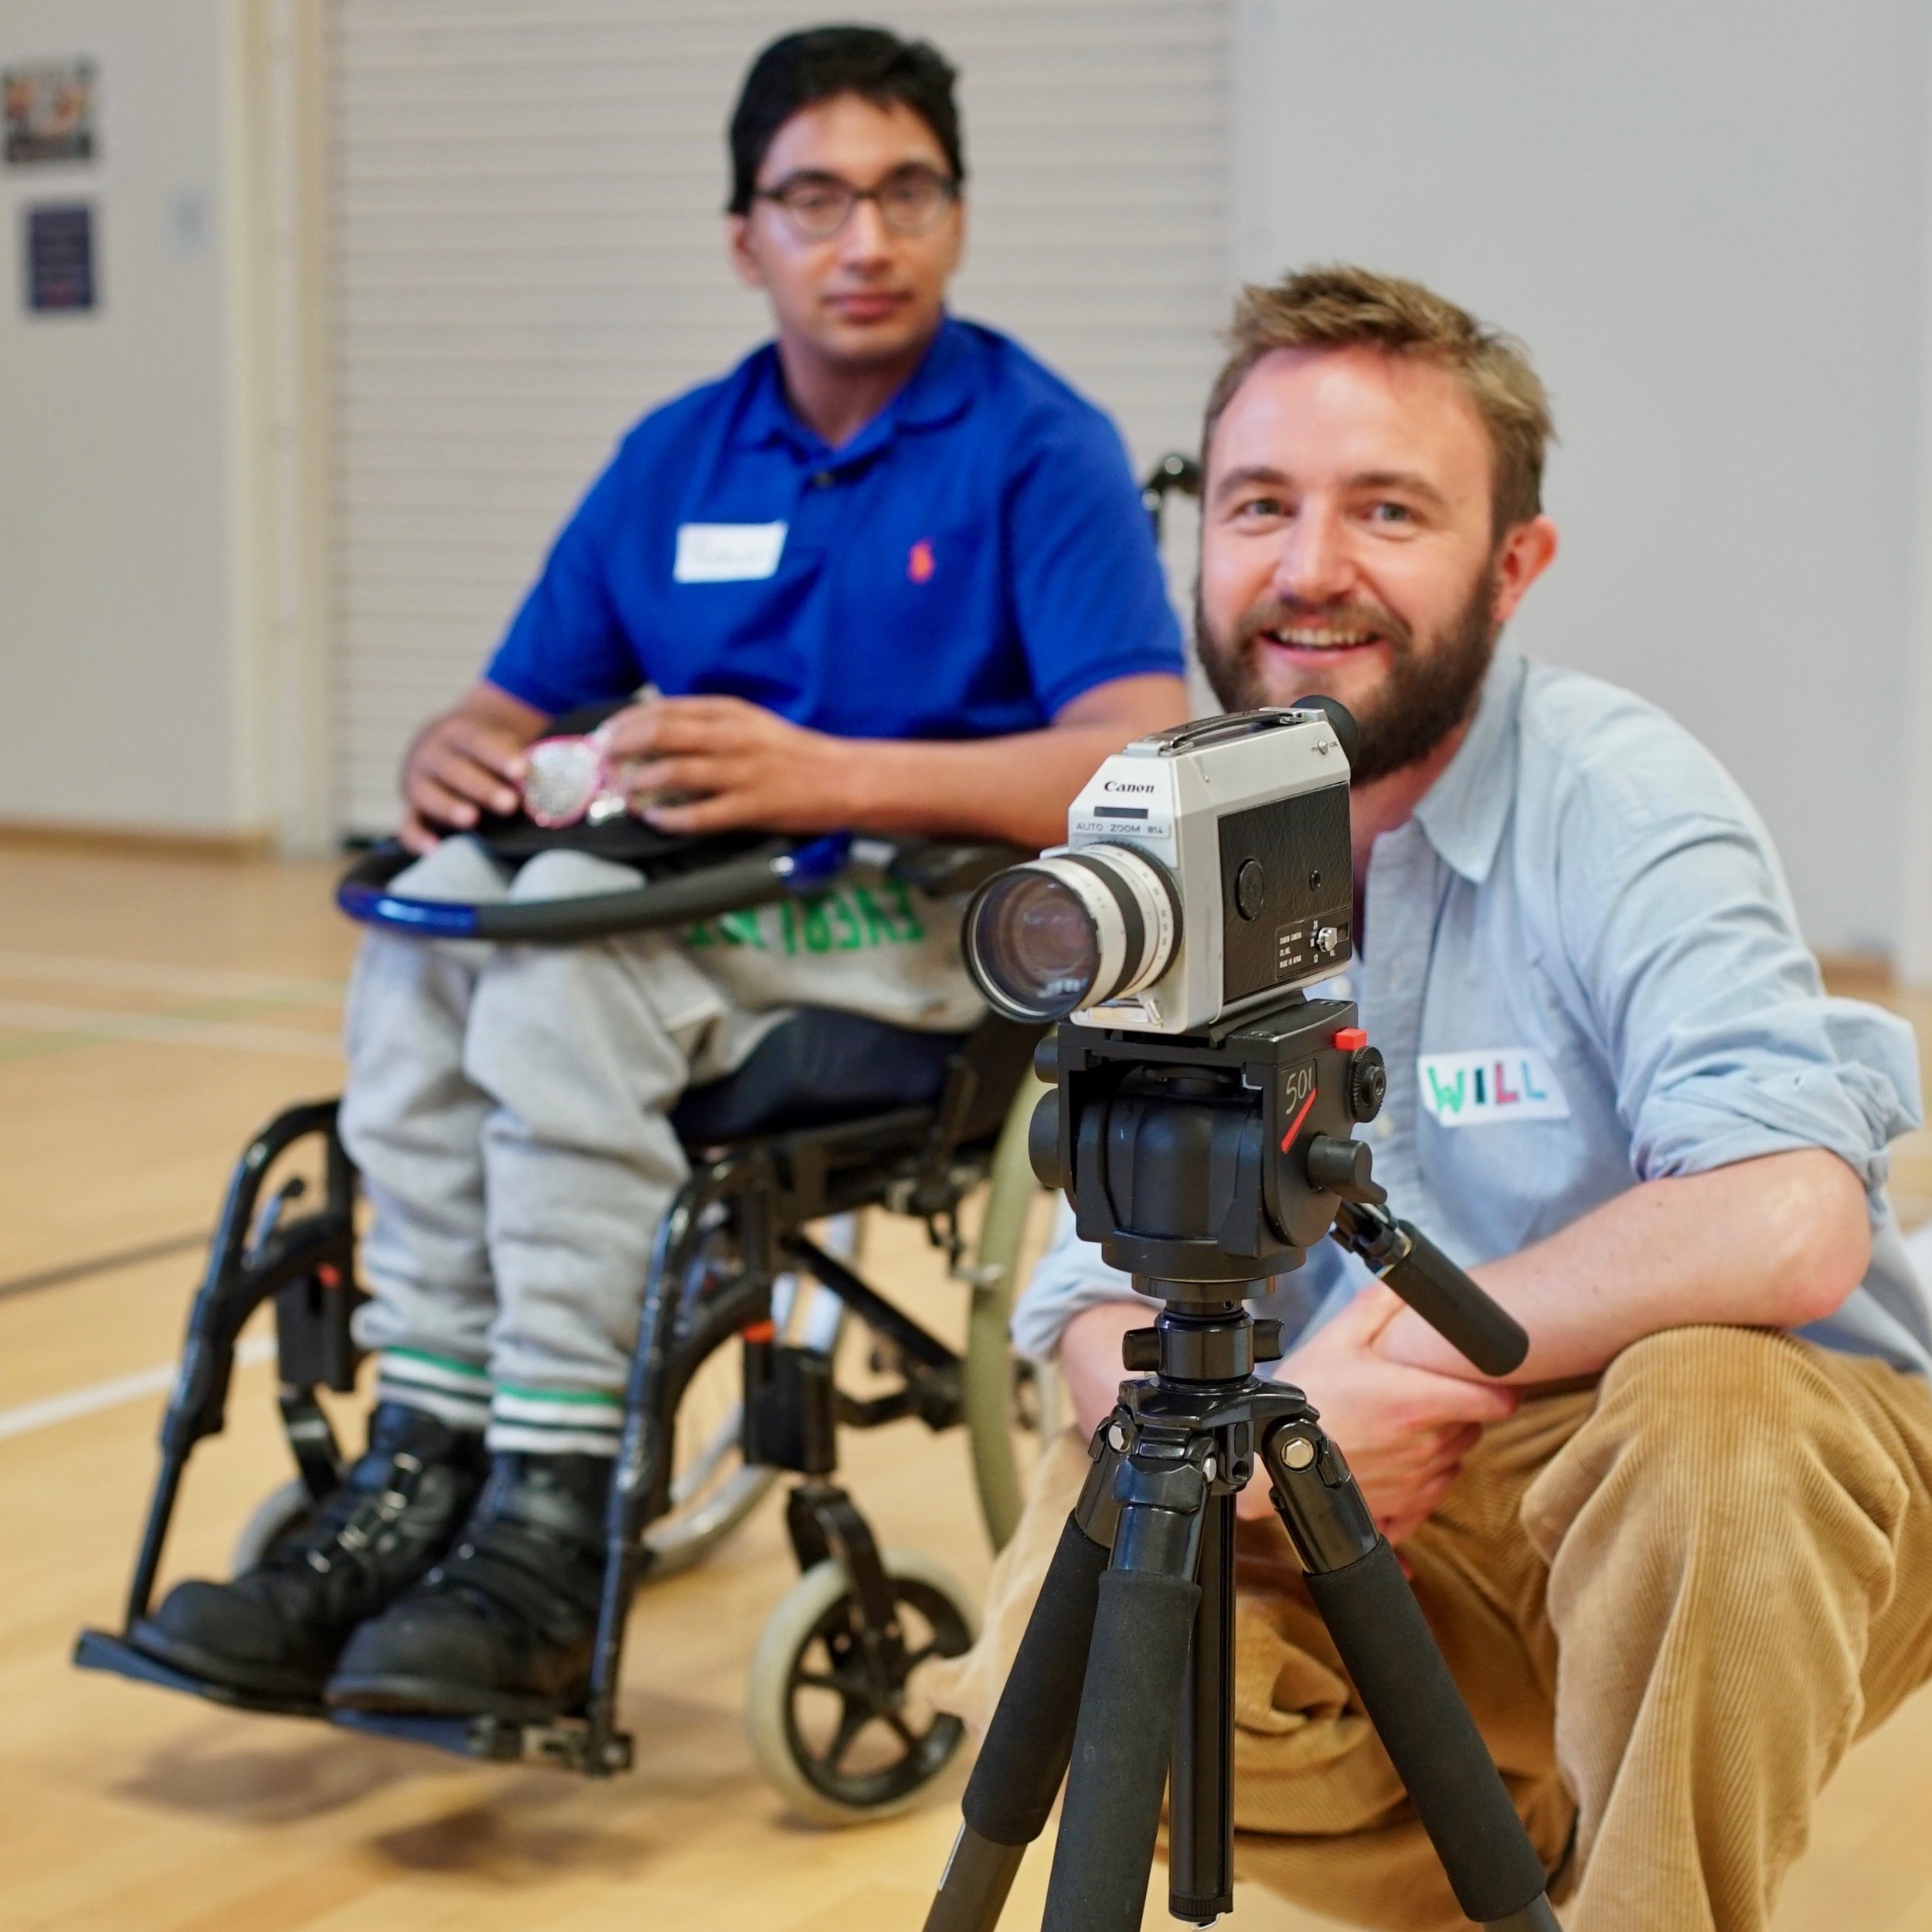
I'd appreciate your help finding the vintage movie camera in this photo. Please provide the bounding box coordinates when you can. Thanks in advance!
[962,706,1355,1036]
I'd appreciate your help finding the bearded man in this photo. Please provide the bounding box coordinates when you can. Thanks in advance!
[965,266,1932,1932]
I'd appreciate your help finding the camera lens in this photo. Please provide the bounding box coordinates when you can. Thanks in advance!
[964,846,1180,1022]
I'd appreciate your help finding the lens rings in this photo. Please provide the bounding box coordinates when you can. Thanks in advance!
[964,845,1179,1022]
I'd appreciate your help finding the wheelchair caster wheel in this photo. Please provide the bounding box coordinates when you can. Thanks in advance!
[747,1547,976,1826]
[230,1478,315,1575]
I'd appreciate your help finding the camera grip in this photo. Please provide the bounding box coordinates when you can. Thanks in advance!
[1381,1219,1529,1376]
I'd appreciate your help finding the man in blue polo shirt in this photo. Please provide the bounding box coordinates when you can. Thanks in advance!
[133,26,1185,1719]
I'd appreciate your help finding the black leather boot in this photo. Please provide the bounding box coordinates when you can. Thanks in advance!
[325,1451,609,1719]
[131,1402,487,1703]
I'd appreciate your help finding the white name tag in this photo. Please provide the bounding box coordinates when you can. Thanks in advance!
[1419,1049,1571,1128]
[673,521,787,583]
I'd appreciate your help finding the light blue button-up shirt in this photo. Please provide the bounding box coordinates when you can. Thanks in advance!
[1015,648,1932,1379]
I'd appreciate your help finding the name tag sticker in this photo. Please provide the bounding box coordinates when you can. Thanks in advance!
[1419,1049,1571,1128]
[673,522,787,583]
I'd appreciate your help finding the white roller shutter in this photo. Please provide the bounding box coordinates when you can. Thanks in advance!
[325,0,1231,832]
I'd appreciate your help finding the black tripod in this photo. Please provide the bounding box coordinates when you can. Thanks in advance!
[923,998,1562,1932]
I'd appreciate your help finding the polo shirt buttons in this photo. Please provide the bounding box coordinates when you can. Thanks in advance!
[811,470,835,489]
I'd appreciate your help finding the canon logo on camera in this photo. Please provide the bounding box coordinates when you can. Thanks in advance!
[1103,781,1156,794]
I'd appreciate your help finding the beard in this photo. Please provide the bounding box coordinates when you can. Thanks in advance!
[1195,563,1501,787]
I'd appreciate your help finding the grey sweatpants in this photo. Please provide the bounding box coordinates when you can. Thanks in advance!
[338,835,978,1454]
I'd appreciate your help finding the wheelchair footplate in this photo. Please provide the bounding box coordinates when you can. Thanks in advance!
[328,1707,634,1774]
[73,1628,328,1720]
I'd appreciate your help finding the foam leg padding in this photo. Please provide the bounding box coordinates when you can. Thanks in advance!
[1043,1565,1202,1932]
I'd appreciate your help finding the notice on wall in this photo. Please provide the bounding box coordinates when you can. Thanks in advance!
[24,202,94,312]
[4,59,97,165]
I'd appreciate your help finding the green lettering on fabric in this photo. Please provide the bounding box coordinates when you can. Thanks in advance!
[830,893,862,949]
[853,885,896,947]
[884,878,926,942]
[1427,1067,1466,1115]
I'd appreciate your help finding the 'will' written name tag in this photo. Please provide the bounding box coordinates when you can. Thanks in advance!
[674,521,788,583]
[1418,1048,1571,1128]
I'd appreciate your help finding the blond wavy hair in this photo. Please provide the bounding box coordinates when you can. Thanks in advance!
[1204,264,1555,532]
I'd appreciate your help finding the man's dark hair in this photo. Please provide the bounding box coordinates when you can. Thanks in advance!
[727,25,964,215]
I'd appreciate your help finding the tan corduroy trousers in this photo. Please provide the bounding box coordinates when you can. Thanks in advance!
[931,1326,1932,1932]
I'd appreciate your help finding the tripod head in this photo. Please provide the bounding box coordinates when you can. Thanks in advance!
[1028,990,1529,1380]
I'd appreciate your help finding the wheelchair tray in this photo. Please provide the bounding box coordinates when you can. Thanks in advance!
[73,1628,326,1720]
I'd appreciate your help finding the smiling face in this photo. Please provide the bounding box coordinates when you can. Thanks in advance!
[1196,345,1556,784]
[728,90,964,377]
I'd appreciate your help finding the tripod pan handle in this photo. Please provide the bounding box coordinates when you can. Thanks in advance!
[1379,1218,1529,1377]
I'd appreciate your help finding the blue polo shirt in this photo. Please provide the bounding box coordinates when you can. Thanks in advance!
[484,316,1185,735]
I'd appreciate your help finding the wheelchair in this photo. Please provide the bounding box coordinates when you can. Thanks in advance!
[76,816,1055,1824]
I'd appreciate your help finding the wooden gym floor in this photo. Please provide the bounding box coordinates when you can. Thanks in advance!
[5,839,1932,1932]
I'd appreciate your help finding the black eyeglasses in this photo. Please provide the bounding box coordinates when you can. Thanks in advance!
[753,165,961,240]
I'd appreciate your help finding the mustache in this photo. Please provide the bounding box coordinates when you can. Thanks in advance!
[1228,596,1414,658]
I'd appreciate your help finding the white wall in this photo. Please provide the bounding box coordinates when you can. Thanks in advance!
[0,0,264,835]
[1234,0,1928,958]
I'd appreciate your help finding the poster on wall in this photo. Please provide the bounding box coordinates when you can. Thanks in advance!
[24,202,94,312]
[4,59,97,165]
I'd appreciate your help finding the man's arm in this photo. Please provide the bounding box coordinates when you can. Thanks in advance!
[599,670,1188,849]
[1377,1147,1869,1383]
[396,681,551,855]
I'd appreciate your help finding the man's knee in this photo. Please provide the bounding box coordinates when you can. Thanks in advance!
[390,833,508,903]
[506,846,641,903]
[1527,1325,1904,1584]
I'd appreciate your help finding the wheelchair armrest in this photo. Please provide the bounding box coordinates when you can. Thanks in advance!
[336,835,850,944]
[338,832,1030,944]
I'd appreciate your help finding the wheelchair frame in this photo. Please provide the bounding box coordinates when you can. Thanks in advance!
[75,447,1202,1811]
[77,832,1046,1807]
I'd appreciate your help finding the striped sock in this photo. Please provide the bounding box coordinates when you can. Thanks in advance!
[488,1385,624,1458]
[376,1348,491,1434]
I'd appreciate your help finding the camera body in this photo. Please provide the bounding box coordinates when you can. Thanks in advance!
[964,707,1354,1036]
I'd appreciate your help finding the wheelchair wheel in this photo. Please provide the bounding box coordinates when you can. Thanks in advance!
[962,1074,1060,1549]
[746,1546,975,1826]
[230,1478,315,1574]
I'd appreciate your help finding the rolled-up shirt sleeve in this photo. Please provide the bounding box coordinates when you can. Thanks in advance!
[1558,799,1923,1216]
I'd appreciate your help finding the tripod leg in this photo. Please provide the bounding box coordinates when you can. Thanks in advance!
[1262,1423,1561,1931]
[1040,1449,1213,1932]
[1168,1490,1234,1923]
[924,1514,1111,1932]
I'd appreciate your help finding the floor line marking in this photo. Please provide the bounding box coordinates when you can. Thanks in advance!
[0,999,342,1060]
[0,1231,210,1303]
[0,1336,275,1442]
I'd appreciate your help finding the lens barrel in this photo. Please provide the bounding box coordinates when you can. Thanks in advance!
[964,845,1180,1022]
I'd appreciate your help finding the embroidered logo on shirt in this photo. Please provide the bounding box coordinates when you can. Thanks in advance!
[1418,1049,1571,1127]
[907,538,936,583]
[673,522,787,583]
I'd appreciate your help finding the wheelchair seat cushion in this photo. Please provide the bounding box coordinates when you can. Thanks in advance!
[671,1009,968,1145]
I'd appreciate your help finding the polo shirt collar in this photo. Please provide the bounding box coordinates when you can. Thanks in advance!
[727,315,975,461]
[1407,645,1528,884]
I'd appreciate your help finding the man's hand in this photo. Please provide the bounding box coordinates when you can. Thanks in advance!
[398,683,548,855]
[1235,1285,1518,1543]
[598,696,857,836]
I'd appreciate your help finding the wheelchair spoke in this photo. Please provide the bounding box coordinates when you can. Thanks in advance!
[825,1699,874,1770]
